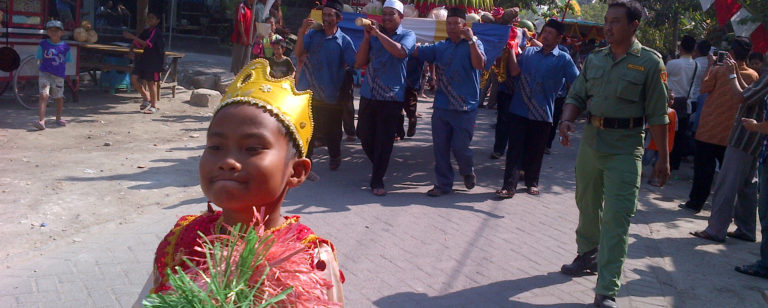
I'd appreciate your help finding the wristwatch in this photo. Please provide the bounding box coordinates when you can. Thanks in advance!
[729,73,737,79]
[468,37,477,45]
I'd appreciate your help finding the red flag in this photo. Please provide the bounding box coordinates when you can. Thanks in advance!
[751,24,768,53]
[714,0,741,26]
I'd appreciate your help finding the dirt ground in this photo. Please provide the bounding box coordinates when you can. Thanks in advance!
[0,81,214,265]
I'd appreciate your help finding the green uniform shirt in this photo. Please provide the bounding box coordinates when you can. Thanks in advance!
[566,40,669,155]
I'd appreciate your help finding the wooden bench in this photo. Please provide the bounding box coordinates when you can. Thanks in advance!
[79,43,185,98]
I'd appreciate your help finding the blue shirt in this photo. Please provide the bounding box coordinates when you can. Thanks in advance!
[510,46,579,122]
[405,55,425,90]
[36,40,72,78]
[56,0,72,10]
[296,28,357,103]
[418,38,485,111]
[360,25,416,102]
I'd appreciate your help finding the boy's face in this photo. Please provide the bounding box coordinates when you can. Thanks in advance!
[271,44,283,56]
[199,104,298,213]
[147,14,160,27]
[47,27,63,41]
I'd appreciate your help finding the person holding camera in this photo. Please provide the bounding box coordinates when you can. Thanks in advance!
[688,37,762,243]
[679,37,759,215]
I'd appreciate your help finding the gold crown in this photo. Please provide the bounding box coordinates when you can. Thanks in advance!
[216,59,313,157]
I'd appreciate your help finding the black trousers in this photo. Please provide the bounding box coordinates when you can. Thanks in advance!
[357,97,403,188]
[670,115,691,170]
[307,101,343,163]
[339,70,356,136]
[397,87,419,138]
[686,140,726,210]
[493,91,513,155]
[670,97,694,170]
[547,96,565,149]
[502,113,551,190]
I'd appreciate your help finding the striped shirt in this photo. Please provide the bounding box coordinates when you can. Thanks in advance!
[729,69,768,157]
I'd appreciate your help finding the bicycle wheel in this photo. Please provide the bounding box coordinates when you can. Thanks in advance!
[14,56,41,110]
[0,80,9,96]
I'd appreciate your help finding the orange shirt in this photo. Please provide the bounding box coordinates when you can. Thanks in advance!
[649,108,677,152]
[695,63,759,146]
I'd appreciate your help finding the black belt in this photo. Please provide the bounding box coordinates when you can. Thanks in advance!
[587,114,644,129]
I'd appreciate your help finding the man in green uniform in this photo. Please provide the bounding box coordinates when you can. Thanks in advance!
[557,1,670,307]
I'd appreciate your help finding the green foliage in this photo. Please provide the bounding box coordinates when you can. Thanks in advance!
[576,2,608,24]
[142,224,292,308]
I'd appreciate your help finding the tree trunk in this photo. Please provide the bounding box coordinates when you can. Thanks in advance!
[671,9,680,58]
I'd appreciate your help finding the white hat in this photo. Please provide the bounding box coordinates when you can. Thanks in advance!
[383,0,404,14]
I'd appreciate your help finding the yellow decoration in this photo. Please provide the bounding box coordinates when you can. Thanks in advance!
[217,59,314,158]
[569,0,581,16]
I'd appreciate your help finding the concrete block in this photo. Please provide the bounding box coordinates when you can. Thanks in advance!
[189,89,223,107]
[216,72,235,94]
[188,75,218,90]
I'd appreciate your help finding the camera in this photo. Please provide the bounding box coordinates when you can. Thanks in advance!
[716,50,728,65]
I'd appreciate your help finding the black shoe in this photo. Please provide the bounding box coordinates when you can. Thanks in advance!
[594,294,617,308]
[427,186,451,197]
[727,231,756,242]
[490,152,502,159]
[544,148,551,155]
[561,248,598,276]
[464,174,476,190]
[407,119,417,137]
[678,202,701,214]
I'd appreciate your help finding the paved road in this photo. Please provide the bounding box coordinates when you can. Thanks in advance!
[1,56,767,307]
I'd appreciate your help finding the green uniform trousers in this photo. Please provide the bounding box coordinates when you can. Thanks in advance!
[574,143,641,297]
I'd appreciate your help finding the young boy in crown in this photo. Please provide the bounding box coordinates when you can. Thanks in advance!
[135,59,343,306]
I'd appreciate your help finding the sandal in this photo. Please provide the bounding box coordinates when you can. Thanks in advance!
[372,188,387,196]
[495,189,515,199]
[55,119,67,126]
[735,263,768,279]
[144,106,158,114]
[526,186,540,196]
[139,100,150,110]
[329,158,341,171]
[690,230,725,243]
[32,120,46,130]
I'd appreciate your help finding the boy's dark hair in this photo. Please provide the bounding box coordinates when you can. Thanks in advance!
[680,35,696,54]
[749,51,764,63]
[543,18,565,36]
[695,39,711,56]
[608,0,643,24]
[731,37,752,61]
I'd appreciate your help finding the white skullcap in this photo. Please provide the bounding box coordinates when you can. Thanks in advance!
[383,0,404,14]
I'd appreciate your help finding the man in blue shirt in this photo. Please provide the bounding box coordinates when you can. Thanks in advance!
[496,19,579,199]
[295,0,357,171]
[354,0,416,196]
[417,7,486,197]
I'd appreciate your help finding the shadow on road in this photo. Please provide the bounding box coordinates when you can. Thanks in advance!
[373,272,580,307]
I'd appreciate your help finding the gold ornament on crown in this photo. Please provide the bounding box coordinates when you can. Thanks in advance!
[215,59,313,157]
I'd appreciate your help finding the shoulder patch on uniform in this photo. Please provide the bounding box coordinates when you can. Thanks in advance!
[627,64,645,71]
[660,71,668,83]
[641,46,662,59]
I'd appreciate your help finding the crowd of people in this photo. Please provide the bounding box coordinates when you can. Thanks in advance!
[217,0,768,306]
[22,0,764,306]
